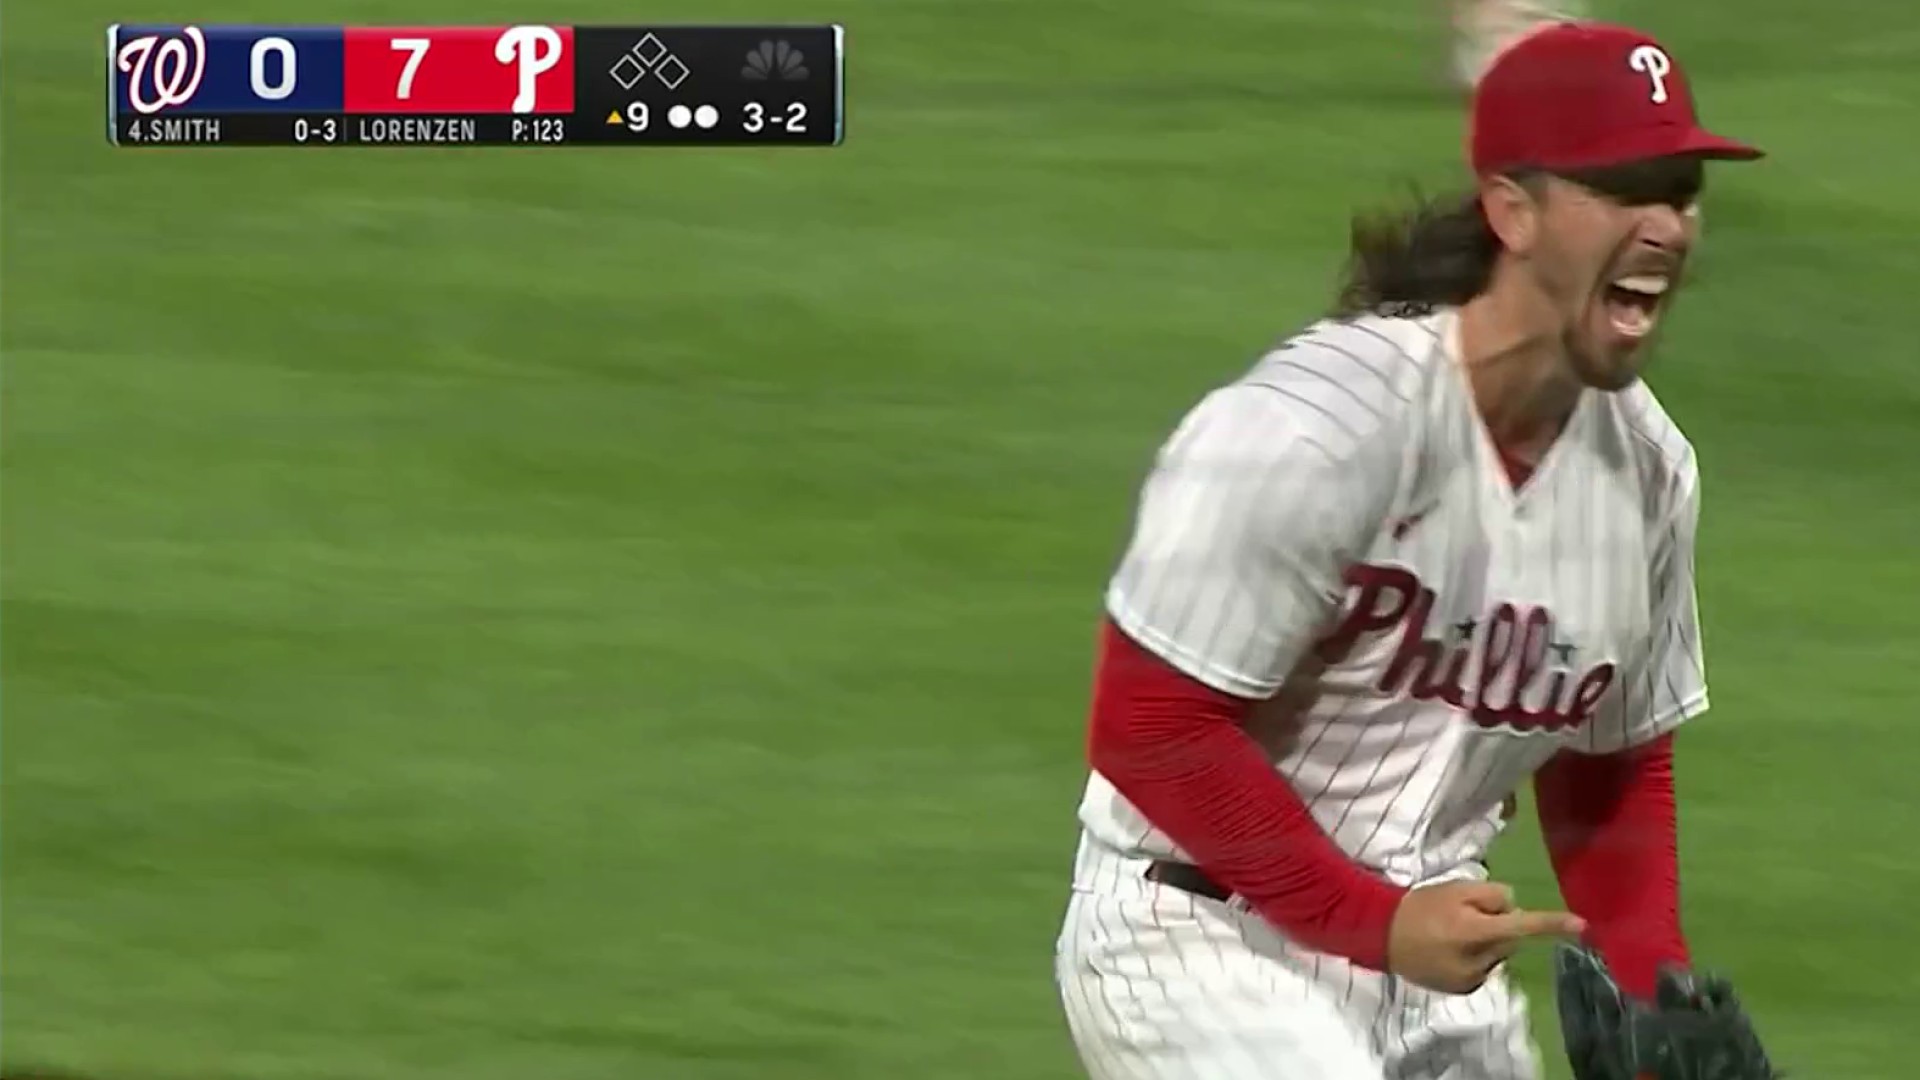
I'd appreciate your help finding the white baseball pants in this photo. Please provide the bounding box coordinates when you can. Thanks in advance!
[1054,834,1542,1080]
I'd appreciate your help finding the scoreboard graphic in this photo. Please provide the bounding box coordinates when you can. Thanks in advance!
[107,23,845,147]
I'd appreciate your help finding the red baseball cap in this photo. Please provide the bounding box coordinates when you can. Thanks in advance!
[1469,21,1762,175]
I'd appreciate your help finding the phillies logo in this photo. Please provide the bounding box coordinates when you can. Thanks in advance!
[117,26,208,115]
[494,26,565,113]
[1628,44,1673,104]
[1315,564,1616,733]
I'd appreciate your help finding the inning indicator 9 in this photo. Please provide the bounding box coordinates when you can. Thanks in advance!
[108,23,845,148]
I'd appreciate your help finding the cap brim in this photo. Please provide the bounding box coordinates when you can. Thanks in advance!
[1672,127,1765,161]
[1565,125,1766,170]
[1473,126,1765,176]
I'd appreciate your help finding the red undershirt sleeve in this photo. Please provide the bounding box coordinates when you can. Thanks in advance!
[1087,619,1408,972]
[1526,452,1703,1003]
[1533,733,1687,1000]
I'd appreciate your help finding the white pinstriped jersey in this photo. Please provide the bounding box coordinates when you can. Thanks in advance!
[1080,307,1709,886]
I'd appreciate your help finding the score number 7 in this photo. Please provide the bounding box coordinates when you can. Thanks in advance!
[391,37,431,98]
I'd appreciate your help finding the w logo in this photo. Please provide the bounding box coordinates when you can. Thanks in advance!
[116,26,208,114]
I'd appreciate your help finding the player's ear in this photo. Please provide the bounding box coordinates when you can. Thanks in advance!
[1478,174,1538,255]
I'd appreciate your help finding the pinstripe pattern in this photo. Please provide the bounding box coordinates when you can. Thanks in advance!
[1083,309,1708,878]
[1058,836,1539,1079]
[1569,390,1708,755]
[1063,308,1710,1076]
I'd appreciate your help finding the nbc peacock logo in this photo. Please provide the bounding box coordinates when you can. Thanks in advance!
[741,39,807,81]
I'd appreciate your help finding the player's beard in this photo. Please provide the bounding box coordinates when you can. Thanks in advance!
[1572,291,1648,390]
[1564,318,1640,392]
[1528,253,1620,392]
[1567,244,1678,393]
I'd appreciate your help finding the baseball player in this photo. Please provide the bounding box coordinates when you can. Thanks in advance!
[1450,0,1586,87]
[1054,21,1762,1080]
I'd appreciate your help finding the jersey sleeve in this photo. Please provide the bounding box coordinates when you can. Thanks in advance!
[1572,463,1709,754]
[1104,382,1395,700]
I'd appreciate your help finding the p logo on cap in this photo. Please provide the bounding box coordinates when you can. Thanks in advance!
[1468,21,1762,176]
[1626,44,1672,103]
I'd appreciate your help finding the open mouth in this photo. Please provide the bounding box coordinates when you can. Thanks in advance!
[1603,274,1669,339]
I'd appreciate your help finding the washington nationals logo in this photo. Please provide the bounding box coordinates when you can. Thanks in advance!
[116,26,208,114]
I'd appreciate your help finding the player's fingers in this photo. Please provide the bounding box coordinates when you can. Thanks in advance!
[1461,908,1584,955]
[1501,909,1588,941]
[1458,881,1517,915]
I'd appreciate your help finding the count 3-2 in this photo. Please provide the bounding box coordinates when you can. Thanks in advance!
[743,102,809,134]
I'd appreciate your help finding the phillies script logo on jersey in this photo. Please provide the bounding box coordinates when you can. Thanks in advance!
[116,26,208,114]
[1315,564,1617,732]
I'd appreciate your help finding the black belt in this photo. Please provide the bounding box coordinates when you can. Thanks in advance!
[1147,858,1494,904]
[1144,860,1233,903]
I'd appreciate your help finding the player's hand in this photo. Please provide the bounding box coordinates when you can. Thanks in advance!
[1386,881,1586,995]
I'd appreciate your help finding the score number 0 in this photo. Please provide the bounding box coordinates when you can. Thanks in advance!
[237,36,434,101]
[246,36,299,99]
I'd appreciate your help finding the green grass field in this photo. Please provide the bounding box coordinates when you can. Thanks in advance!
[4,0,1915,1076]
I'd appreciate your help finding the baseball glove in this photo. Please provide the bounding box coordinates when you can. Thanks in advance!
[1554,942,1785,1080]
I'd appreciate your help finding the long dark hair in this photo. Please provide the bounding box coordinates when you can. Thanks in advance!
[1330,188,1502,319]
[1330,159,1703,319]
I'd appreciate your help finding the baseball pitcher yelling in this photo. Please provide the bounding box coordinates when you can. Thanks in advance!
[1054,22,1766,1080]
